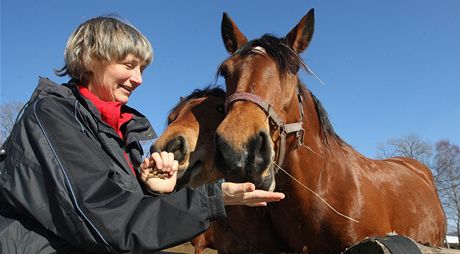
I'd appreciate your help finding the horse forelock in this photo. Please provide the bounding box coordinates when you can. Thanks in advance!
[168,86,225,125]
[217,34,304,78]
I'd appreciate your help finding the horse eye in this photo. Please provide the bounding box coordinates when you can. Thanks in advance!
[290,64,300,74]
[216,105,225,114]
[167,113,177,125]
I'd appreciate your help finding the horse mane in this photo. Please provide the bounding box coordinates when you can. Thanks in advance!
[298,84,344,146]
[169,86,225,116]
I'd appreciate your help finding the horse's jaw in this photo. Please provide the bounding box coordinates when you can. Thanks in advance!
[176,148,206,187]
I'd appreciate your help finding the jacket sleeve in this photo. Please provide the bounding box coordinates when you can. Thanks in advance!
[18,97,226,253]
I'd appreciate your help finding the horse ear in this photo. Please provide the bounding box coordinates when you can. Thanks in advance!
[221,12,248,54]
[285,9,315,54]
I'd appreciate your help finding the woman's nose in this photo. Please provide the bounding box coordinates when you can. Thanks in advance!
[130,67,143,85]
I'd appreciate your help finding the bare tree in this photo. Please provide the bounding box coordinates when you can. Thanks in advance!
[376,133,433,167]
[433,140,460,242]
[0,101,24,146]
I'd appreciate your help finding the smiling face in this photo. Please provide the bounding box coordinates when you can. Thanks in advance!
[88,54,147,103]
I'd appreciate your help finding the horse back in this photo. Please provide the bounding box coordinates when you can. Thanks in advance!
[382,157,435,188]
[370,156,446,246]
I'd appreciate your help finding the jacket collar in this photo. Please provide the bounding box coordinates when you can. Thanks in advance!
[33,77,157,144]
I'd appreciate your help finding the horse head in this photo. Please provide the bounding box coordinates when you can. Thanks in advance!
[215,9,315,191]
[152,87,225,188]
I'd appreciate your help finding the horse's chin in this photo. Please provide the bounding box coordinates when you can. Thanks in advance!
[256,165,276,191]
[221,164,276,191]
[177,148,209,185]
[177,160,203,187]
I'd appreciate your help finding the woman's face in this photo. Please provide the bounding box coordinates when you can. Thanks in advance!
[88,54,147,104]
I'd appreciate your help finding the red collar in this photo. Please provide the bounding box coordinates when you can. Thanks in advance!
[78,85,133,139]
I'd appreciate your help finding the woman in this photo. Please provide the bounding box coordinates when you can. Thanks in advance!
[0,16,284,253]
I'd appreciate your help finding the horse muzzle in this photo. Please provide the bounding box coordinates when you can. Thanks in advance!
[215,129,276,191]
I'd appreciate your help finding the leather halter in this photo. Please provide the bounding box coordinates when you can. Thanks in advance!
[224,86,305,168]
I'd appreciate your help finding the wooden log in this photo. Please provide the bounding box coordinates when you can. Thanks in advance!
[344,235,460,254]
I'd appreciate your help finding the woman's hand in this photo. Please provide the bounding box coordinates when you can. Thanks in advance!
[140,152,179,194]
[222,182,285,207]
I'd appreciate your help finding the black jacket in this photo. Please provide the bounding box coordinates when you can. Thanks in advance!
[0,77,226,253]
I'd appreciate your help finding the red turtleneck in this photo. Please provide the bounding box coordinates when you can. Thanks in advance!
[78,85,136,175]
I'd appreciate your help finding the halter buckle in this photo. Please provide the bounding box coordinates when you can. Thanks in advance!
[296,128,305,147]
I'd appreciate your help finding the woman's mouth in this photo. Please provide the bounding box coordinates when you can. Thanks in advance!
[120,85,132,94]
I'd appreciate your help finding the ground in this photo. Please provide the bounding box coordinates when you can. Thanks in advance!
[162,242,217,254]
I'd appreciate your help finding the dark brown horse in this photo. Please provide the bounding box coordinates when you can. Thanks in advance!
[153,88,286,253]
[213,8,446,253]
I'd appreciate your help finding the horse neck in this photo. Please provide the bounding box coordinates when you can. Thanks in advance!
[295,87,333,154]
[282,86,355,182]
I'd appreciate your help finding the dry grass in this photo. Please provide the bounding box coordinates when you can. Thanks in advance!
[162,242,217,254]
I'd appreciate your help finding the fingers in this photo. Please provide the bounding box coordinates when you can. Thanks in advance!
[243,190,285,204]
[140,157,150,170]
[242,182,256,192]
[222,182,285,207]
[223,182,256,196]
[140,158,151,181]
[140,152,178,181]
[151,152,163,169]
[151,152,177,171]
[171,160,179,176]
[248,202,267,207]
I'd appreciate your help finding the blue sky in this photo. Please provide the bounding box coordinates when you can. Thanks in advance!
[1,0,459,158]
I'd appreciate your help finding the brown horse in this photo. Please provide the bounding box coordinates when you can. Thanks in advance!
[213,8,446,253]
[152,87,225,188]
[152,87,226,254]
[153,87,287,253]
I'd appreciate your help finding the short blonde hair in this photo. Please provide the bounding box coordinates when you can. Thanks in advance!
[56,16,153,84]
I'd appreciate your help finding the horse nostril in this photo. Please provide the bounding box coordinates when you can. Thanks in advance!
[214,132,240,174]
[250,130,272,173]
[166,136,187,162]
[152,136,188,163]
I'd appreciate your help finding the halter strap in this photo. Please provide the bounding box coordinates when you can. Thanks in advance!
[224,87,305,168]
[225,92,284,127]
